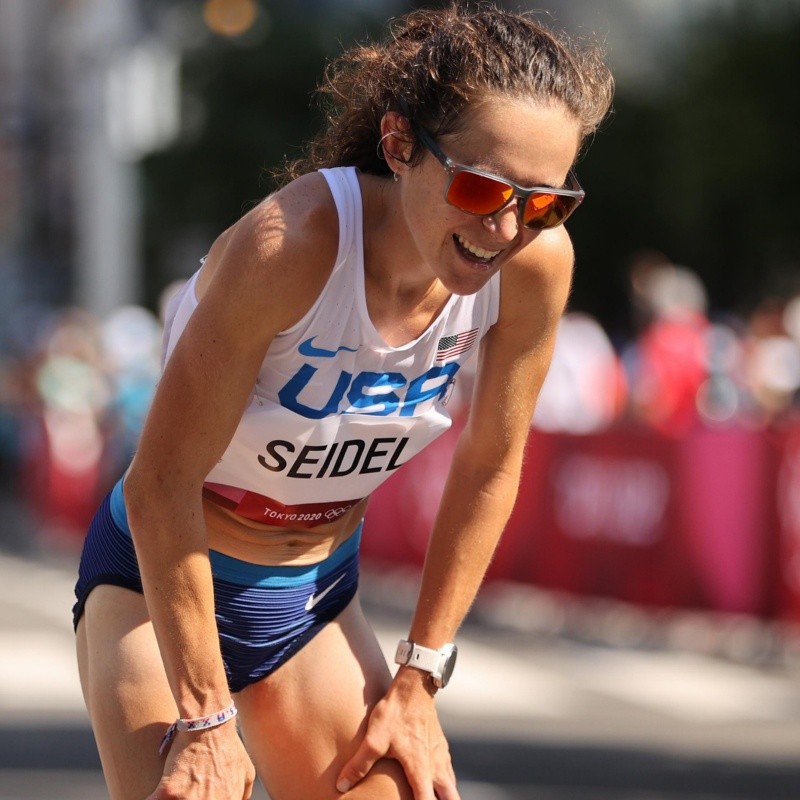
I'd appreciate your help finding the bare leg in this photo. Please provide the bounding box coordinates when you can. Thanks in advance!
[76,585,178,800]
[78,586,416,799]
[236,594,414,800]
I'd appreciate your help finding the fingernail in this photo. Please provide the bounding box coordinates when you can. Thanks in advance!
[336,779,352,793]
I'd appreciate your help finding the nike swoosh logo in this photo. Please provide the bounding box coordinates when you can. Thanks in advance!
[298,337,359,358]
[305,573,346,611]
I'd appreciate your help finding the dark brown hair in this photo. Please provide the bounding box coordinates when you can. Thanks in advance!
[278,2,614,184]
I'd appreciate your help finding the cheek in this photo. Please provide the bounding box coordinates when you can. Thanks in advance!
[404,189,443,237]
[405,162,451,219]
[412,182,444,219]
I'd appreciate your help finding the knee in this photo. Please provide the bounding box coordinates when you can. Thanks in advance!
[333,759,414,800]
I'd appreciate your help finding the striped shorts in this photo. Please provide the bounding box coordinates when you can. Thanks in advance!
[73,480,360,692]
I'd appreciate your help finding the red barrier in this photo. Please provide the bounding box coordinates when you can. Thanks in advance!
[508,427,697,608]
[771,423,800,622]
[510,426,771,613]
[677,426,771,614]
[363,419,462,568]
[363,420,777,616]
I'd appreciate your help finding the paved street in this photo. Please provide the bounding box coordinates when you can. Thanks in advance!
[1,540,800,799]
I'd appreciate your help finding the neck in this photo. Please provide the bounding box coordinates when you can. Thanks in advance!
[357,173,451,346]
[359,172,438,298]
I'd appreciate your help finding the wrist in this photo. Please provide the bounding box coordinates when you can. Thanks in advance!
[159,702,238,755]
[394,639,458,689]
[393,663,439,698]
[175,686,234,720]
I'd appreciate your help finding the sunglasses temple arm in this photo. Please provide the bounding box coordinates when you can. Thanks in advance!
[411,123,452,171]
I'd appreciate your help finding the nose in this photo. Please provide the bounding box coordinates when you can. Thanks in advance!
[481,200,520,240]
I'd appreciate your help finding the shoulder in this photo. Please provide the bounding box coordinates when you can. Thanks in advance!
[195,172,341,333]
[462,228,575,465]
[494,226,575,341]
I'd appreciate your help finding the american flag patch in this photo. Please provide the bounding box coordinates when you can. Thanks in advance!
[435,328,479,363]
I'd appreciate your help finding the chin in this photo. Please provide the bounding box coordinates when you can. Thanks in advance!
[442,269,495,297]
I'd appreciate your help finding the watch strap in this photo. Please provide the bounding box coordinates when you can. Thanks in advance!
[394,639,443,673]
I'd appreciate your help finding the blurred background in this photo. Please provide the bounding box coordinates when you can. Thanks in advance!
[1,0,800,798]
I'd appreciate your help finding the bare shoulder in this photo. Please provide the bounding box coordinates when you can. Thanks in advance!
[195,171,340,334]
[495,226,575,341]
[463,228,576,465]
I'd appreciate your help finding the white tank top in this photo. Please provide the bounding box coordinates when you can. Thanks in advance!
[162,167,501,528]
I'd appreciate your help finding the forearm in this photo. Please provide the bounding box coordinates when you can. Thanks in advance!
[126,477,232,717]
[408,441,521,647]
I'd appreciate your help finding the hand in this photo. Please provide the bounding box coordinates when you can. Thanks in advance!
[336,668,459,800]
[146,722,256,800]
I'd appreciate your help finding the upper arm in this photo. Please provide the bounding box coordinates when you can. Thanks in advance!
[127,173,339,499]
[461,228,575,473]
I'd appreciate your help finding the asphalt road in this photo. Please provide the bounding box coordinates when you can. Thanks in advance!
[2,536,800,800]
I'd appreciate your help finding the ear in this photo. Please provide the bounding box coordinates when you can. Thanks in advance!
[379,111,414,175]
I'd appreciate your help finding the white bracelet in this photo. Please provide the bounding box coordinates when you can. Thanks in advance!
[158,703,238,755]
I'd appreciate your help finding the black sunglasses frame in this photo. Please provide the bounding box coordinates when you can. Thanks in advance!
[405,115,585,230]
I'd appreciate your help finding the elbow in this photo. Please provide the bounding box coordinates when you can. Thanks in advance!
[123,460,201,536]
[451,457,522,511]
[453,434,525,491]
[122,466,160,536]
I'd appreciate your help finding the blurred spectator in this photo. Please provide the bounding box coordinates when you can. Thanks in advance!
[0,307,51,479]
[784,294,800,348]
[742,295,800,423]
[622,252,711,435]
[23,308,112,544]
[694,318,749,426]
[0,303,162,549]
[533,311,626,433]
[102,305,162,468]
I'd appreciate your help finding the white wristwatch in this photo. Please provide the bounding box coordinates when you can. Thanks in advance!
[394,639,458,689]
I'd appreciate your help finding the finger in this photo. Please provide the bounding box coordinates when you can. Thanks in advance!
[403,761,437,800]
[390,749,436,800]
[336,737,384,793]
[433,773,460,800]
[243,763,256,799]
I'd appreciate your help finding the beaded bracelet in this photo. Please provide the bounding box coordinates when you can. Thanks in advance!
[158,703,238,755]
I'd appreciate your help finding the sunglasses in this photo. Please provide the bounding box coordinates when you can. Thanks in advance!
[410,122,585,230]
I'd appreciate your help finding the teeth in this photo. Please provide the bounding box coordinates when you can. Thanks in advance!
[456,234,501,260]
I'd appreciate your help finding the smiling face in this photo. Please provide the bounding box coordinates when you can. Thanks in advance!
[394,94,582,295]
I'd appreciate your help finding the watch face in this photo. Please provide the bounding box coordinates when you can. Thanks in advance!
[439,644,458,687]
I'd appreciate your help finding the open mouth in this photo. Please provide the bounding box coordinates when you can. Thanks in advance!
[454,234,501,266]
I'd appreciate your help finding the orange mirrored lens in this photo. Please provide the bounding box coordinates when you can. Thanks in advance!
[523,193,569,229]
[447,170,514,215]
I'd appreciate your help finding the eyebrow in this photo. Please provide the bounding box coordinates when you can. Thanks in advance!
[415,121,567,191]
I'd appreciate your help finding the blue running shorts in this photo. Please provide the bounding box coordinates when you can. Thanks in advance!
[73,480,361,692]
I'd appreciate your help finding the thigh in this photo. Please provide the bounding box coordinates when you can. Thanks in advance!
[76,585,177,800]
[235,594,413,800]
